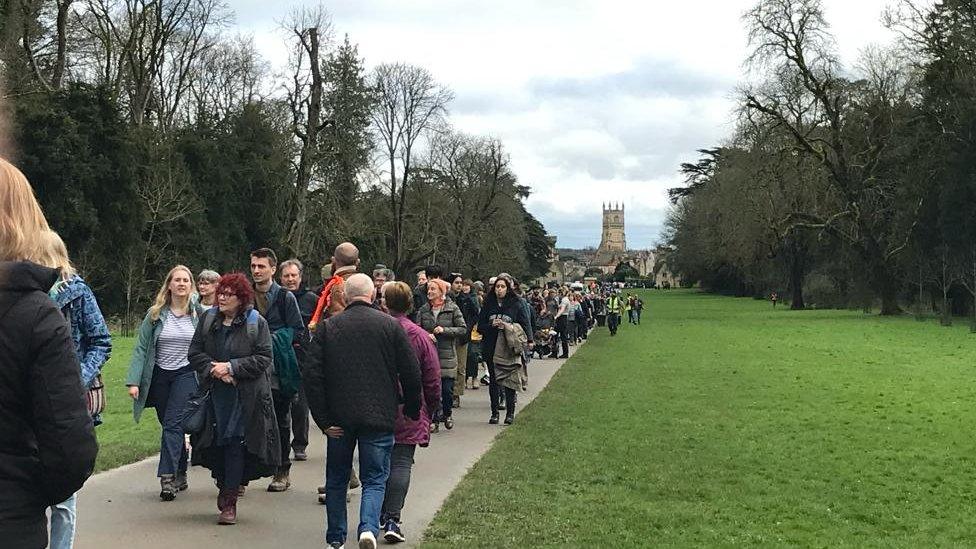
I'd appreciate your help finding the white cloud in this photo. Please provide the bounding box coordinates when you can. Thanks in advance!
[234,0,898,247]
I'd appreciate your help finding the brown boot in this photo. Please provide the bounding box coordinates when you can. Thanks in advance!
[217,488,238,525]
[217,488,229,512]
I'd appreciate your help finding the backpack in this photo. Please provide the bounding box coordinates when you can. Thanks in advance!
[202,306,259,344]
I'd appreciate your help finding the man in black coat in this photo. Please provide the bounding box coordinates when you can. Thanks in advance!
[304,273,422,549]
[0,261,98,549]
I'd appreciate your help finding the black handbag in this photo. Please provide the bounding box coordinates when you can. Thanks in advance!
[180,390,211,434]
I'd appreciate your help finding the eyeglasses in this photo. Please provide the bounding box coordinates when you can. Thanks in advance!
[217,291,238,298]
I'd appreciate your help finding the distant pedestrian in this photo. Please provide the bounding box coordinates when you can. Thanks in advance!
[606,293,621,336]
[303,274,422,549]
[125,265,202,501]
[635,297,644,324]
[771,291,778,308]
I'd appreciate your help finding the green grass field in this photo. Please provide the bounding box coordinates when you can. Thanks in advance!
[95,335,161,472]
[422,290,976,547]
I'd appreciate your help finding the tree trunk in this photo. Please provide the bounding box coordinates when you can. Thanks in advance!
[51,0,71,89]
[877,266,902,316]
[285,27,323,258]
[787,234,806,310]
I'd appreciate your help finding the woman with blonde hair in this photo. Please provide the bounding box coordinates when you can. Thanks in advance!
[126,265,203,500]
[0,158,98,549]
[32,230,111,549]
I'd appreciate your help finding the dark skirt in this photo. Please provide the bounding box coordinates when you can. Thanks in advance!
[211,382,246,445]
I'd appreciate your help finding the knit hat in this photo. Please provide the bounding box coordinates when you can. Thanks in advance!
[428,278,451,297]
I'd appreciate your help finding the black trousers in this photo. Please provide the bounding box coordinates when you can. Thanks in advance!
[290,387,309,453]
[271,389,291,474]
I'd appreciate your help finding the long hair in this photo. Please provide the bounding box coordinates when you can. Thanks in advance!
[30,230,77,280]
[149,265,196,321]
[0,158,50,262]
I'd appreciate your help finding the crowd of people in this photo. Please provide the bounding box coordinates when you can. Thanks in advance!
[0,157,645,549]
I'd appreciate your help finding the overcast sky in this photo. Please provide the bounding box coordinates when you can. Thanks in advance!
[234,0,897,249]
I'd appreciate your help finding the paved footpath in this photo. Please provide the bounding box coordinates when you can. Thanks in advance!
[75,342,583,548]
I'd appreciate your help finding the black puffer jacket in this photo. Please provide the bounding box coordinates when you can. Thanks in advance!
[0,262,98,549]
[305,301,422,432]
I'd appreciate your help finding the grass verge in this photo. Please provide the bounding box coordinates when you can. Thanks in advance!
[94,336,161,473]
[422,290,976,547]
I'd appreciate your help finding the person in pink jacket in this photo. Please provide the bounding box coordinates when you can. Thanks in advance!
[378,281,442,544]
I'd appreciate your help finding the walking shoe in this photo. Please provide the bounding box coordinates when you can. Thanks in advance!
[452,395,460,408]
[431,421,440,433]
[175,471,188,491]
[317,484,327,494]
[293,449,308,461]
[328,543,344,549]
[383,519,406,543]
[489,413,499,425]
[504,413,515,425]
[444,416,454,430]
[267,472,290,492]
[358,530,377,549]
[480,374,489,386]
[159,475,177,501]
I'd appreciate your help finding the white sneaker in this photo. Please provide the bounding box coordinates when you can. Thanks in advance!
[358,531,377,549]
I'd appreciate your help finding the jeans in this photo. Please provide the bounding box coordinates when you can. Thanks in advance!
[325,428,395,544]
[291,387,309,453]
[272,389,292,473]
[148,367,197,476]
[636,310,642,324]
[440,377,455,419]
[49,493,77,549]
[608,313,620,335]
[380,444,416,523]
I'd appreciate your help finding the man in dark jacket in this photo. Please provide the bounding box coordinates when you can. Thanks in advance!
[250,248,304,492]
[305,274,422,549]
[0,261,98,549]
[279,258,318,462]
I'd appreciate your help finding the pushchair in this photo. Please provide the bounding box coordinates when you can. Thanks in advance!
[532,328,557,359]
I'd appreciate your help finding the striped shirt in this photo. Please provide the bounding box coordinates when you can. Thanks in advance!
[156,310,195,371]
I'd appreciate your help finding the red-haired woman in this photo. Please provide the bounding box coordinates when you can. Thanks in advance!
[187,273,280,525]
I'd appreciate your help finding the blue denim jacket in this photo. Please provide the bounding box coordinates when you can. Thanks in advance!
[51,275,112,389]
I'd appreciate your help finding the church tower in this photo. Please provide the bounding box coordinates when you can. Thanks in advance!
[598,202,626,253]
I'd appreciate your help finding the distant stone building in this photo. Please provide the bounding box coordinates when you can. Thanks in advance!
[541,204,685,287]
[592,203,628,274]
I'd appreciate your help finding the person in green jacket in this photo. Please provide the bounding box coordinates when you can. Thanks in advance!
[126,265,202,501]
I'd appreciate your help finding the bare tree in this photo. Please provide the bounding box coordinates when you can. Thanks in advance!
[281,5,332,259]
[370,62,452,274]
[742,0,923,314]
[74,0,227,126]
